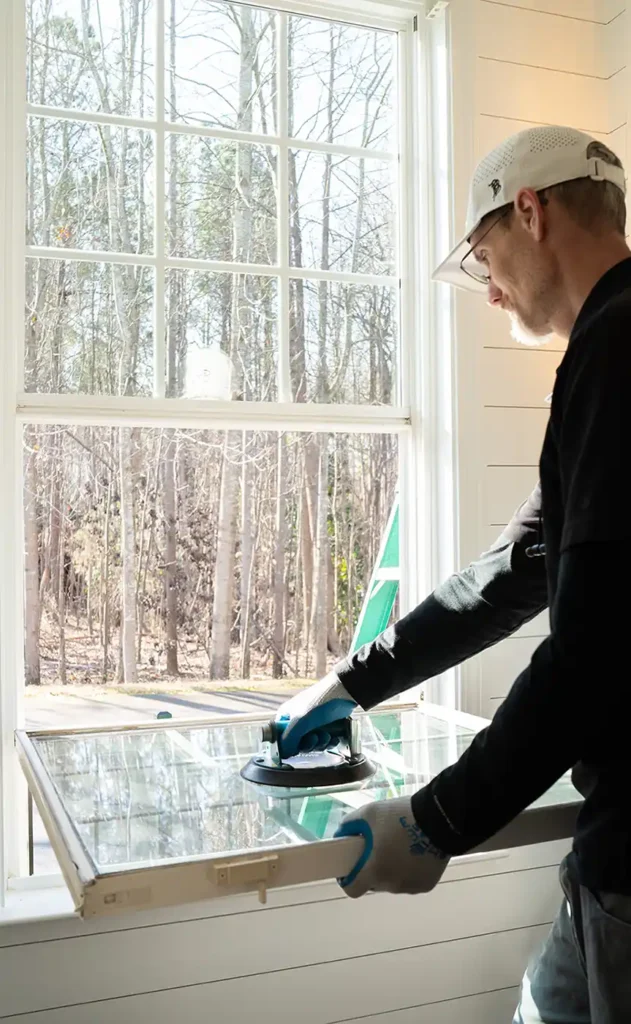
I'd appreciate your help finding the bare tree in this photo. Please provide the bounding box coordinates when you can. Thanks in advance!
[163,0,180,676]
[210,7,255,679]
[272,433,287,677]
[24,431,41,685]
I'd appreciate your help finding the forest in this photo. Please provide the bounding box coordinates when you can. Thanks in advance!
[23,0,399,689]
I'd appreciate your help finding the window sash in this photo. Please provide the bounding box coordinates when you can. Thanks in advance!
[23,6,404,410]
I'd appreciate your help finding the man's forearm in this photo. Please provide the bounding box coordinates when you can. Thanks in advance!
[336,532,548,710]
[410,543,621,855]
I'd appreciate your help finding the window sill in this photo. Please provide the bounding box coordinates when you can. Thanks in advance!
[0,882,75,927]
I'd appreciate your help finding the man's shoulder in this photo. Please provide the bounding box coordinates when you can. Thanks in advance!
[565,289,631,381]
[575,284,631,344]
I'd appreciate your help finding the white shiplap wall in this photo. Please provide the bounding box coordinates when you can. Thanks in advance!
[0,3,619,1021]
[453,0,628,719]
[0,840,569,1022]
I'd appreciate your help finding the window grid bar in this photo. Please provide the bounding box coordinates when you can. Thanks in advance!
[26,104,395,163]
[25,246,397,288]
[25,246,155,266]
[167,122,395,162]
[277,12,291,403]
[153,0,166,399]
[17,394,411,434]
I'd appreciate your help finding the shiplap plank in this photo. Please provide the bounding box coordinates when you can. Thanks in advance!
[465,299,567,354]
[476,59,622,133]
[479,636,543,700]
[476,1,615,78]
[484,695,502,718]
[478,0,623,22]
[609,62,629,135]
[0,867,559,1017]
[474,113,617,165]
[482,348,560,408]
[1,925,551,1024]
[483,407,548,465]
[514,610,549,638]
[335,986,521,1023]
[484,466,539,524]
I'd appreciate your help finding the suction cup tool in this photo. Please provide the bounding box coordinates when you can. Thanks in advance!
[240,717,376,789]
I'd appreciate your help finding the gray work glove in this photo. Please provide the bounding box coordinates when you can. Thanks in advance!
[333,795,450,898]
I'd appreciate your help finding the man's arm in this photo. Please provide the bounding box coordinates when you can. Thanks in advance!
[335,483,548,710]
[410,322,629,854]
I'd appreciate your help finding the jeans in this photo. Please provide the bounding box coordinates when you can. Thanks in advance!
[513,853,631,1024]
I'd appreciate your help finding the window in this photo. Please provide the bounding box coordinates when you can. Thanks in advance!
[0,0,436,890]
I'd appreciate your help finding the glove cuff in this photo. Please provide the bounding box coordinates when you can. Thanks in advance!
[411,784,468,857]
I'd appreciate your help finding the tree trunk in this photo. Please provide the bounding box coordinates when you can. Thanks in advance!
[160,0,180,676]
[301,440,318,671]
[57,482,66,685]
[310,442,329,678]
[239,432,254,678]
[48,430,63,615]
[119,428,137,684]
[209,8,254,680]
[163,429,179,675]
[81,2,141,682]
[209,435,239,679]
[24,429,41,685]
[87,563,93,638]
[272,434,287,677]
[102,476,111,684]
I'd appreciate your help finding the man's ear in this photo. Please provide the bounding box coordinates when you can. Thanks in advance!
[514,187,546,241]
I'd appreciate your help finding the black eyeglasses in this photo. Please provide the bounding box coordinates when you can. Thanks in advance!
[460,207,513,285]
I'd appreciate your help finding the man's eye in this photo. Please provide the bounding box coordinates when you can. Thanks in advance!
[477,251,489,266]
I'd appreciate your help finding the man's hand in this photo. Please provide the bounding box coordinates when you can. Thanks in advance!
[274,673,357,759]
[334,795,450,898]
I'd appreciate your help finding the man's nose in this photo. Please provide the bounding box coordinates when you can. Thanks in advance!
[487,278,503,307]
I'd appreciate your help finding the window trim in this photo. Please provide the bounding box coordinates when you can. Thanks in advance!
[0,0,452,894]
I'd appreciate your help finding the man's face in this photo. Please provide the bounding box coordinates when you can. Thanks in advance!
[469,197,558,347]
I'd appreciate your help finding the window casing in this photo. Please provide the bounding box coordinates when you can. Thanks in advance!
[0,0,453,894]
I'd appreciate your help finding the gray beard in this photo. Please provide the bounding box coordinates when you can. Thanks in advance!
[509,312,557,348]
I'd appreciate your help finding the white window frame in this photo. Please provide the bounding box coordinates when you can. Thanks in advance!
[0,0,455,895]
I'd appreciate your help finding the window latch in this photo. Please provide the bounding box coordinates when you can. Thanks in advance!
[212,853,279,904]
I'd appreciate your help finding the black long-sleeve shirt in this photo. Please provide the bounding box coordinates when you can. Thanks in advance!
[337,258,631,894]
[334,482,547,709]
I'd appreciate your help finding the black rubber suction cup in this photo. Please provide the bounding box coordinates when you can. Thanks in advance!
[240,748,376,789]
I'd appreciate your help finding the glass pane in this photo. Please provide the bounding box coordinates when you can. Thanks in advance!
[168,136,277,263]
[165,270,278,401]
[289,149,395,276]
[290,280,397,404]
[23,427,398,706]
[31,709,479,869]
[167,0,276,133]
[288,15,396,151]
[27,119,154,254]
[27,0,155,117]
[24,260,153,394]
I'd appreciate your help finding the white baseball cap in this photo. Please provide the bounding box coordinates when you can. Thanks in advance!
[433,125,626,293]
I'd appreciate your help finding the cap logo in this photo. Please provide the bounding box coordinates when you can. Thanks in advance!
[489,179,501,200]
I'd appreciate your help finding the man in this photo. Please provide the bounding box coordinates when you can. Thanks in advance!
[275,126,631,1022]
